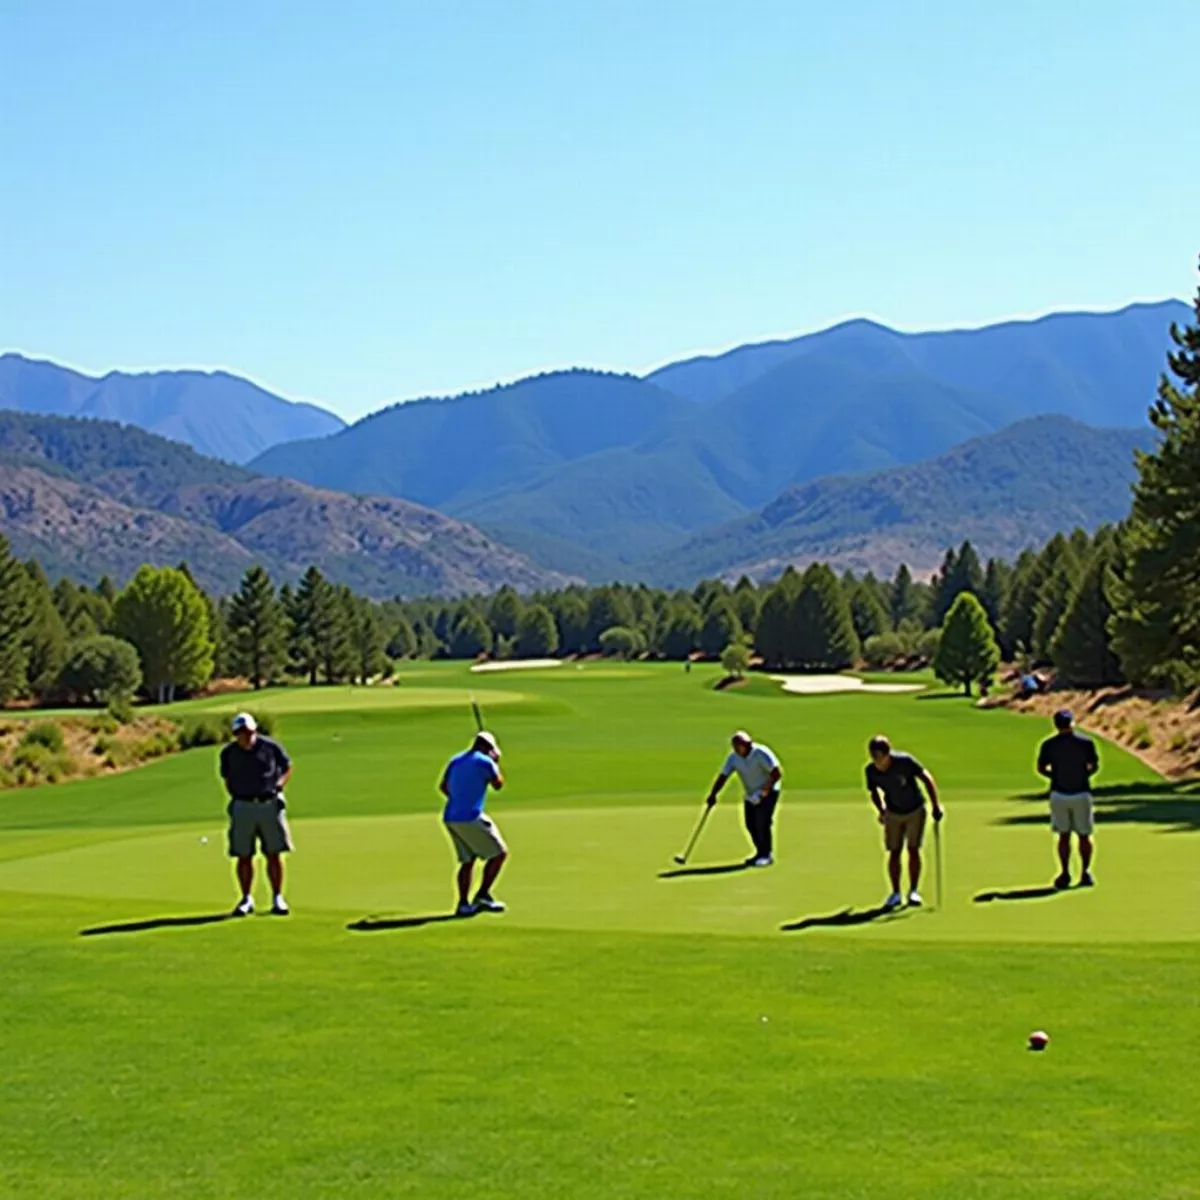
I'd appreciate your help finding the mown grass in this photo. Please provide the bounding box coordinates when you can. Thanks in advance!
[0,662,1196,1199]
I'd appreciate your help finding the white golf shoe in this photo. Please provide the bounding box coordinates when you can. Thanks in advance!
[232,896,255,917]
[271,895,290,916]
[474,894,507,913]
[750,855,774,868]
[907,891,923,907]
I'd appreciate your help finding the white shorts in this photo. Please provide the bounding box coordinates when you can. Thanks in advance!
[1050,792,1094,836]
[444,815,507,863]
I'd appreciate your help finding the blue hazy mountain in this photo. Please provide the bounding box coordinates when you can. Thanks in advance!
[0,352,345,464]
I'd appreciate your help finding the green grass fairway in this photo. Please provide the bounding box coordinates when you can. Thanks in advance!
[2,663,1198,1198]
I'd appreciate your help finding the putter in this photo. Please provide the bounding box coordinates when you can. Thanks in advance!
[934,815,945,911]
[673,803,713,865]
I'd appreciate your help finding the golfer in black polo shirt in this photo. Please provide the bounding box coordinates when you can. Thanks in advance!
[1037,709,1099,889]
[864,734,944,910]
[219,713,294,916]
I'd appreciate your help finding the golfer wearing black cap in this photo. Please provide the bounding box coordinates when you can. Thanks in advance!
[220,713,294,916]
[1037,709,1099,889]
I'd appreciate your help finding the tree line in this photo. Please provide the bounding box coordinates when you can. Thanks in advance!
[0,272,1196,706]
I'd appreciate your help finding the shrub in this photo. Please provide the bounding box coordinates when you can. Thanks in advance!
[11,742,55,775]
[178,717,226,749]
[19,722,66,754]
[132,734,175,761]
[58,635,143,705]
[1169,730,1190,752]
[598,626,646,659]
[1129,720,1153,750]
[0,764,15,790]
[86,713,120,736]
[720,640,751,679]
[107,697,135,726]
[862,632,908,668]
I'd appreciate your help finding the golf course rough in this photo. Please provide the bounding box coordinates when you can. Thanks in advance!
[1,662,1197,1199]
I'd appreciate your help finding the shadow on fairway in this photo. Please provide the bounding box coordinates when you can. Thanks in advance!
[1003,781,1200,833]
[658,862,750,879]
[780,904,908,932]
[80,913,232,937]
[973,886,1062,903]
[347,913,463,931]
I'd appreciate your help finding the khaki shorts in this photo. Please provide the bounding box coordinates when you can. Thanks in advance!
[227,797,293,858]
[1050,792,1094,836]
[884,808,926,852]
[445,816,507,864]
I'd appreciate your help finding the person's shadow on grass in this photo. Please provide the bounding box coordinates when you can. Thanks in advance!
[658,862,750,879]
[347,913,465,931]
[973,885,1064,903]
[80,913,232,937]
[780,903,910,932]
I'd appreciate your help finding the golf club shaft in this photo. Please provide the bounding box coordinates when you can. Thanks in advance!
[470,694,484,732]
[934,819,944,911]
[678,803,712,862]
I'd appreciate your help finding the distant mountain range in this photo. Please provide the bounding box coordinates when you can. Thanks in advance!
[0,413,568,595]
[647,416,1153,585]
[0,353,345,464]
[251,301,1184,576]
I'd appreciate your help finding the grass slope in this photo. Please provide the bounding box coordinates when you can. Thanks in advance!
[1,662,1197,1199]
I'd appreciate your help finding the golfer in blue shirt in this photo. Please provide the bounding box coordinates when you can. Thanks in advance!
[440,731,508,917]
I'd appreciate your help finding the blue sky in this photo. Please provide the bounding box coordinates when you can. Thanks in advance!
[2,0,1196,420]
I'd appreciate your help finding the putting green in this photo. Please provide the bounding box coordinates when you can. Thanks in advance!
[4,800,1195,943]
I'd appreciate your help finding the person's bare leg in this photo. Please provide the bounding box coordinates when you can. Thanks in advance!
[457,862,474,906]
[887,849,902,894]
[907,846,922,893]
[236,856,254,899]
[1079,835,1094,874]
[478,852,508,898]
[1057,833,1072,877]
[266,854,284,898]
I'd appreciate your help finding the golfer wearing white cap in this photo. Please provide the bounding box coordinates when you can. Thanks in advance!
[219,713,294,916]
[705,730,783,866]
[440,731,508,916]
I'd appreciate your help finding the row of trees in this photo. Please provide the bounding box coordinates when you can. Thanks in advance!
[0,273,1195,705]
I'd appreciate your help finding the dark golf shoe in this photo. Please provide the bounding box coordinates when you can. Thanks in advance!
[1053,873,1071,890]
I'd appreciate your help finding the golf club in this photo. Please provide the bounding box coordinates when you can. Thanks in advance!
[673,803,713,865]
[934,813,944,911]
[470,694,484,733]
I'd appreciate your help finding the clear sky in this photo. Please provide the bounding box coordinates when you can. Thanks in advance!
[1,0,1196,420]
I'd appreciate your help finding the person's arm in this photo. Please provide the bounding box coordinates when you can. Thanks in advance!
[489,758,505,791]
[758,764,782,801]
[438,767,451,798]
[919,769,943,821]
[706,772,730,806]
[219,746,234,796]
[867,780,887,824]
[1086,742,1099,779]
[1036,742,1052,780]
[274,744,293,793]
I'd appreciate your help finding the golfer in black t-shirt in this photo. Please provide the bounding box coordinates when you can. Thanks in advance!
[864,734,944,910]
[1037,709,1099,889]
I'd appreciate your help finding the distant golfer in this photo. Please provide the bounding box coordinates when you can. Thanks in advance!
[440,731,508,917]
[220,713,293,917]
[865,734,943,909]
[1037,709,1099,889]
[706,731,782,866]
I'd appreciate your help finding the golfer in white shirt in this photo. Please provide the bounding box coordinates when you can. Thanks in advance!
[705,730,783,867]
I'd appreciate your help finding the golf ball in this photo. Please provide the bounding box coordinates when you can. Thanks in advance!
[761,1016,769,1023]
[200,836,208,844]
[1028,1030,1050,1051]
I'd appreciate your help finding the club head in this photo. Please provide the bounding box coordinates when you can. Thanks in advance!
[673,854,686,865]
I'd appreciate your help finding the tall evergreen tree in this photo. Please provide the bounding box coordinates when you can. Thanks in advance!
[1110,270,1200,689]
[1032,552,1081,660]
[22,559,68,699]
[227,566,287,689]
[933,592,1000,696]
[731,576,761,635]
[449,609,493,659]
[0,536,32,703]
[754,568,801,668]
[1052,544,1124,686]
[849,582,890,644]
[699,597,742,657]
[933,540,984,623]
[889,563,920,627]
[346,593,387,684]
[487,586,524,641]
[790,563,860,669]
[515,604,559,658]
[980,558,1010,630]
[387,613,417,660]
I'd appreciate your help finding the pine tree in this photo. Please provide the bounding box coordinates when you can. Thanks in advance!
[227,566,287,689]
[488,586,524,641]
[850,582,890,643]
[112,565,214,703]
[790,563,860,669]
[515,604,559,658]
[0,536,32,703]
[22,560,68,699]
[1052,546,1124,686]
[387,614,417,660]
[754,569,800,668]
[980,558,1010,630]
[731,576,761,635]
[1032,553,1081,660]
[1110,269,1200,689]
[661,606,701,659]
[933,540,984,623]
[699,597,742,657]
[449,610,493,659]
[934,592,1000,696]
[553,594,589,656]
[586,588,636,650]
[346,594,387,684]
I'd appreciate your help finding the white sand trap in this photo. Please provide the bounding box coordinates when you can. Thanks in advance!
[470,658,564,673]
[771,674,924,696]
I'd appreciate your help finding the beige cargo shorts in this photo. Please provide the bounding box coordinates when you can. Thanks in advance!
[444,815,507,864]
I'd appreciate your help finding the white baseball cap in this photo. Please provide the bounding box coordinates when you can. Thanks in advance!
[475,730,501,757]
[231,712,258,733]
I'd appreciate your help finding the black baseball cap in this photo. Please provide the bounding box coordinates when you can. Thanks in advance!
[1054,708,1074,728]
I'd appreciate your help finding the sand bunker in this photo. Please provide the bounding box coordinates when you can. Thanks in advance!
[470,659,564,673]
[771,674,924,696]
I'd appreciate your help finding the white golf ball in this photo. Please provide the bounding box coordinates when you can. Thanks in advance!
[200,836,208,844]
[761,1016,768,1023]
